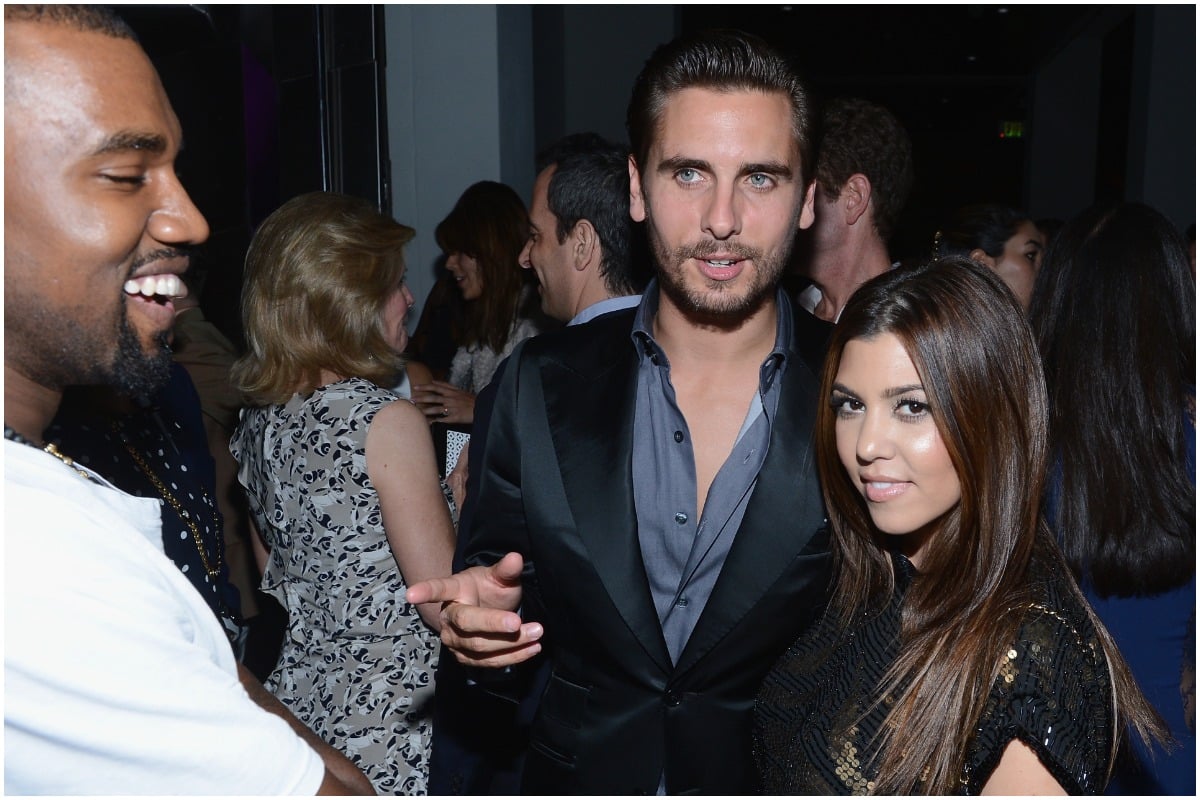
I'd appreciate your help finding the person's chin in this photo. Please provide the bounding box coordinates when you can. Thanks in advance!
[111,324,173,401]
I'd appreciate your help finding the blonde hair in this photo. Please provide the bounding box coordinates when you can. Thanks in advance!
[233,192,415,405]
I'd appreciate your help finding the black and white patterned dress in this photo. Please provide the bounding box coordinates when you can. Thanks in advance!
[231,378,439,795]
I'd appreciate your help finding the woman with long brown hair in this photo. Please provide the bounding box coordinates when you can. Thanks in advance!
[409,181,550,425]
[753,257,1163,793]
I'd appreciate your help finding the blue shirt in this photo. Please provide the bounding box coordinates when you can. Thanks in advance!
[569,293,643,327]
[630,281,792,664]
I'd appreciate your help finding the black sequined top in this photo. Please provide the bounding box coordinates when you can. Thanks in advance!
[753,552,1115,794]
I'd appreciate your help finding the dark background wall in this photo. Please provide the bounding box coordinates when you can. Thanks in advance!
[117,4,1196,343]
[120,5,392,345]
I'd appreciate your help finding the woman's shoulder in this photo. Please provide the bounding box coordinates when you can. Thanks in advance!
[309,377,400,418]
[965,564,1113,794]
[1013,560,1101,644]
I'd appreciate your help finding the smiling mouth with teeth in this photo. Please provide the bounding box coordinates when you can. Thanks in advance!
[124,274,186,303]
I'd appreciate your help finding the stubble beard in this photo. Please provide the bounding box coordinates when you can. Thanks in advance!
[9,293,173,404]
[645,208,798,326]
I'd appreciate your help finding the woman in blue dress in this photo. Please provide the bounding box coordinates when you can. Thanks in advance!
[1030,202,1195,794]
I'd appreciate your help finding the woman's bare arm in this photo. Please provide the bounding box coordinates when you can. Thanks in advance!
[365,399,456,631]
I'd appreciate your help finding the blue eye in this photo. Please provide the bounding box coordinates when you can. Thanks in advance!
[747,173,773,189]
[677,168,700,183]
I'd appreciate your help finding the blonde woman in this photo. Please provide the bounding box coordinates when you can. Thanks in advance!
[231,192,453,794]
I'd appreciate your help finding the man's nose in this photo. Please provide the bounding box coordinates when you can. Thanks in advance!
[518,237,533,270]
[148,173,209,246]
[701,185,741,240]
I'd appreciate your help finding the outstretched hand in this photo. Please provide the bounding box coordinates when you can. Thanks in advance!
[406,552,543,668]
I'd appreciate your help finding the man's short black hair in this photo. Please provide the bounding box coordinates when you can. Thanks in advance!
[814,97,914,241]
[535,133,643,297]
[5,5,137,40]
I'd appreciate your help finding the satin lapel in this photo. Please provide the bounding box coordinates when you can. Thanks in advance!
[673,356,823,675]
[542,342,673,673]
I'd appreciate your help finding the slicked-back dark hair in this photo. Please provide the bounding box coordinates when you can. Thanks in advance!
[626,29,813,184]
[814,97,913,241]
[1029,201,1196,596]
[4,4,136,39]
[535,133,641,297]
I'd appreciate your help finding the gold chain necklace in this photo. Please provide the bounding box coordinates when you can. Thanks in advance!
[42,442,97,482]
[5,425,96,482]
[114,427,223,580]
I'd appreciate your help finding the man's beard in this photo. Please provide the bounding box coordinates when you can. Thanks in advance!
[645,210,798,326]
[10,298,173,403]
[110,314,173,403]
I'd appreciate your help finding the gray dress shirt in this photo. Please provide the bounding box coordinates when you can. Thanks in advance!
[630,282,791,664]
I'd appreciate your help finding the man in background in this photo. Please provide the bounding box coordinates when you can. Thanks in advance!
[792,97,913,367]
[520,132,646,325]
[430,131,645,795]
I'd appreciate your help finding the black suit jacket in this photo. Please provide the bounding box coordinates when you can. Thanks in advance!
[465,306,831,794]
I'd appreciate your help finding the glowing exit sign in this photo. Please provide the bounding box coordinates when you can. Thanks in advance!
[999,121,1024,139]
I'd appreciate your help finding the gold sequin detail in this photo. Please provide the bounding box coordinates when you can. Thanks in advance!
[999,644,1018,684]
[832,726,875,794]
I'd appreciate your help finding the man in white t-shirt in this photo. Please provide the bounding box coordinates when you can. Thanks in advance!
[3,5,372,794]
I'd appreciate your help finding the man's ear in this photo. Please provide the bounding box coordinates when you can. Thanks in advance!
[572,219,598,271]
[843,173,873,227]
[629,155,647,222]
[797,180,816,230]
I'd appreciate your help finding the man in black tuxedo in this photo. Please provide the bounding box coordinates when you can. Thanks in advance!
[428,132,644,795]
[410,30,831,794]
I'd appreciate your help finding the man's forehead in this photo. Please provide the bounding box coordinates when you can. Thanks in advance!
[6,21,178,149]
[652,87,797,158]
[531,167,556,216]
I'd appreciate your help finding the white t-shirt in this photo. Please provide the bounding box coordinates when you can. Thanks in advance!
[4,439,326,794]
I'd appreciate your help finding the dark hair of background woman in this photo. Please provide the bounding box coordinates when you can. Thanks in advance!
[434,180,532,354]
[816,257,1164,793]
[1029,202,1196,596]
[933,203,1029,260]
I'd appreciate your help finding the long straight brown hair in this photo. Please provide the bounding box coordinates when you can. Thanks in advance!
[434,181,531,354]
[816,257,1164,793]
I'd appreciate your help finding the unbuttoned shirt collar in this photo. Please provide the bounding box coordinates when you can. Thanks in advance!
[631,279,792,393]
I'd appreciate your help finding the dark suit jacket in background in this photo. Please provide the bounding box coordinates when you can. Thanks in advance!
[464,306,832,794]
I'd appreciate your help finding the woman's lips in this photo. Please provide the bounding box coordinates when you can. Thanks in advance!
[862,479,911,502]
